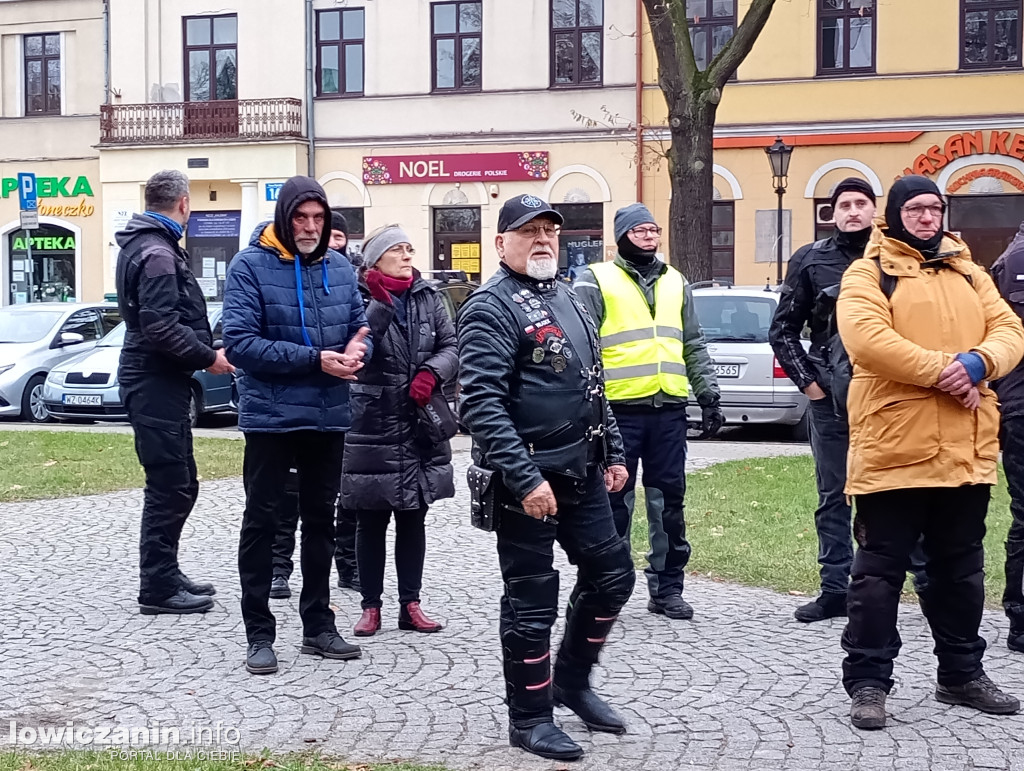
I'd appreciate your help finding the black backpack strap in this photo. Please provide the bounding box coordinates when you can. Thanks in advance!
[869,256,898,299]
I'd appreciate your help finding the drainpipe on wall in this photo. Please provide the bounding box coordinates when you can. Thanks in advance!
[102,0,111,103]
[305,0,316,178]
[635,0,645,204]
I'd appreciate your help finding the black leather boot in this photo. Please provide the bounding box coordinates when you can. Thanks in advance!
[508,721,583,761]
[139,589,213,615]
[554,604,626,733]
[505,647,583,761]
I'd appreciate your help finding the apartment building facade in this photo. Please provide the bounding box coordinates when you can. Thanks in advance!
[2,0,1022,304]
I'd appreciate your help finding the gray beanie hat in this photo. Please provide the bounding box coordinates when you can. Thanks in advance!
[362,225,411,269]
[614,203,658,242]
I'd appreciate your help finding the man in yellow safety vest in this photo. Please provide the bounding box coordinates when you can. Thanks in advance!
[574,203,723,620]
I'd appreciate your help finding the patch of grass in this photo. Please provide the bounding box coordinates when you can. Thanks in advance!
[630,455,1013,608]
[0,750,450,771]
[0,431,244,503]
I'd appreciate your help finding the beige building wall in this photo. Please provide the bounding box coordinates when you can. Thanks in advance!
[108,0,305,105]
[0,0,105,305]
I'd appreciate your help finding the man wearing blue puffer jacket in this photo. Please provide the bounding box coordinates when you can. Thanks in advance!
[222,176,372,676]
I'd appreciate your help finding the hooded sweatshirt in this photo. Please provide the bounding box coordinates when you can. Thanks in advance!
[220,176,371,433]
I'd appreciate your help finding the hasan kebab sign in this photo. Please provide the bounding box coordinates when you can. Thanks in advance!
[903,130,1024,177]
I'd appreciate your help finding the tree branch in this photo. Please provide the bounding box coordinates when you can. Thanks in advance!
[642,0,695,109]
[706,0,776,90]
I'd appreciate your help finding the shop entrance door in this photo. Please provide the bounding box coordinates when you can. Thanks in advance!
[949,194,1024,268]
[432,207,482,283]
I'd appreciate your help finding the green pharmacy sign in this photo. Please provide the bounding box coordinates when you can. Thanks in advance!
[1,176,94,198]
[12,235,77,251]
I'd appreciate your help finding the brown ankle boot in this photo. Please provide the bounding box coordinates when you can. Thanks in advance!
[399,601,443,633]
[353,608,381,637]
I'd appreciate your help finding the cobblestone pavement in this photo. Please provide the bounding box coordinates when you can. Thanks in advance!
[3,440,1024,770]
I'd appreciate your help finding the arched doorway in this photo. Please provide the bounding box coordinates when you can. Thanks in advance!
[8,223,78,304]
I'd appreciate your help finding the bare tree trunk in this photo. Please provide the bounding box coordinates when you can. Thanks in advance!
[667,104,716,281]
[640,0,777,283]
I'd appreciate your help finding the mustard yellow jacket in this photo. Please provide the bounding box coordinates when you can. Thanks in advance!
[837,230,1024,495]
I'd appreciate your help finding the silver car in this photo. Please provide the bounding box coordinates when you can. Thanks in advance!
[687,285,810,440]
[43,304,235,427]
[0,303,122,422]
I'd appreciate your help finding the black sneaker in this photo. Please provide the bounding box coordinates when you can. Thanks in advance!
[269,576,291,599]
[1008,629,1024,653]
[794,592,847,623]
[178,572,216,597]
[935,674,1020,714]
[337,574,361,592]
[246,641,278,675]
[300,631,362,660]
[850,686,887,730]
[139,589,214,616]
[648,595,694,620]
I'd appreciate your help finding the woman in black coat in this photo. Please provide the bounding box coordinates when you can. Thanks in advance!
[340,224,458,636]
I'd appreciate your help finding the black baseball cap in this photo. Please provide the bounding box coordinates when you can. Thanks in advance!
[497,194,564,233]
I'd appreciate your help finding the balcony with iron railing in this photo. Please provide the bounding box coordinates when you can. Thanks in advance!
[99,98,304,145]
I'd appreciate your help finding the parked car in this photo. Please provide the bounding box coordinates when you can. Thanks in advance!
[0,302,122,422]
[43,304,234,427]
[687,283,810,440]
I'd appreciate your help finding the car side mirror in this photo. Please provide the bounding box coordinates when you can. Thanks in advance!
[58,332,86,347]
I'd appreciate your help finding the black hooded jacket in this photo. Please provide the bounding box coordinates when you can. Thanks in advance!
[992,222,1024,417]
[114,213,216,375]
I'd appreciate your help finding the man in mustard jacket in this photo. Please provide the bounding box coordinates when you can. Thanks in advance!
[836,175,1024,730]
[574,203,723,620]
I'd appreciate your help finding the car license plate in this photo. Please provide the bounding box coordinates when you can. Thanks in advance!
[63,394,102,406]
[714,363,740,378]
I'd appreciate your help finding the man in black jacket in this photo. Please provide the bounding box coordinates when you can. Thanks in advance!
[458,195,635,762]
[115,169,234,615]
[991,221,1024,652]
[769,177,928,623]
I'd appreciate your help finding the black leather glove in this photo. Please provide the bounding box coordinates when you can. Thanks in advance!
[698,403,725,440]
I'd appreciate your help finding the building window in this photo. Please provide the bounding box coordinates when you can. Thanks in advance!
[962,0,1022,69]
[687,0,735,72]
[551,0,603,86]
[432,2,482,92]
[553,203,603,279]
[183,14,238,101]
[712,202,735,282]
[317,9,365,97]
[818,1,875,75]
[24,33,61,115]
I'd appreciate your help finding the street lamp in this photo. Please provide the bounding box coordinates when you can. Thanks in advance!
[765,136,794,284]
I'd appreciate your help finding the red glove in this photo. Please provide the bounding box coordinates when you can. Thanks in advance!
[365,269,392,305]
[409,370,437,407]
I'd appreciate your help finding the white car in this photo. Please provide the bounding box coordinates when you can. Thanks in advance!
[687,284,810,440]
[0,303,122,422]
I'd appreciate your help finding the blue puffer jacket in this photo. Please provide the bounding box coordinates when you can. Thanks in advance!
[222,223,371,432]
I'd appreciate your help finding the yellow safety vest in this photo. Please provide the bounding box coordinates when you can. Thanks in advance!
[590,261,689,401]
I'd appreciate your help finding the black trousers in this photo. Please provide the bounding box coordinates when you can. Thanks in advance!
[1002,416,1024,632]
[123,372,198,604]
[497,465,636,727]
[271,472,358,581]
[238,431,345,644]
[842,485,989,695]
[354,507,427,609]
[608,406,690,599]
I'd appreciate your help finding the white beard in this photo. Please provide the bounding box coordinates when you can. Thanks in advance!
[526,256,557,280]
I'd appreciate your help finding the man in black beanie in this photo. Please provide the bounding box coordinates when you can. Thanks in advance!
[329,209,364,269]
[574,203,723,621]
[770,177,928,623]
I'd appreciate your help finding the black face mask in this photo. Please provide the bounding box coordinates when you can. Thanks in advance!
[617,233,657,265]
[833,225,872,256]
[884,176,945,257]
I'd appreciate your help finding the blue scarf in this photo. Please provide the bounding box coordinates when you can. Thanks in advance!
[144,211,184,241]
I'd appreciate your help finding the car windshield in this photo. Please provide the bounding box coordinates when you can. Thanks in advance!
[0,308,63,343]
[694,295,777,344]
[98,323,127,347]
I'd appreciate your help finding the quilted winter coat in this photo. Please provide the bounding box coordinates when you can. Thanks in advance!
[837,229,1024,495]
[340,276,458,511]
